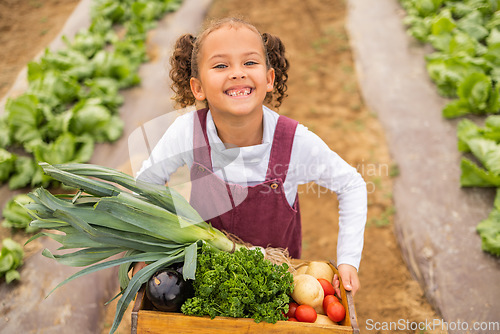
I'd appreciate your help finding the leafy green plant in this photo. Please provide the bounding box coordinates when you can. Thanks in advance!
[2,194,38,233]
[457,116,500,186]
[455,116,500,255]
[443,72,500,118]
[0,238,24,283]
[476,188,500,256]
[0,148,16,182]
[181,243,293,323]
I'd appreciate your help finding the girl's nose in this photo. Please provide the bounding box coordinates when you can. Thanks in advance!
[230,69,246,79]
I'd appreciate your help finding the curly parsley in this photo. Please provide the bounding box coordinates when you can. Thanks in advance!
[181,244,293,323]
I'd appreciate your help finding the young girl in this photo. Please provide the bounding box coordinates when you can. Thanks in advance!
[137,18,367,295]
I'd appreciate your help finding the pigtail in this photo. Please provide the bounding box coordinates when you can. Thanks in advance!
[263,32,289,108]
[169,34,197,108]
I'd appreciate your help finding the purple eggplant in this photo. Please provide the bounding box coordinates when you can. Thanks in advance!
[146,268,194,312]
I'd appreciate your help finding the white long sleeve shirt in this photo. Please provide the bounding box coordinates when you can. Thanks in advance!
[137,106,367,269]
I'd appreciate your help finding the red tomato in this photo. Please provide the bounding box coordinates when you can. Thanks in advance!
[295,305,317,323]
[287,302,299,318]
[288,317,298,322]
[326,301,346,323]
[318,278,336,296]
[323,294,340,312]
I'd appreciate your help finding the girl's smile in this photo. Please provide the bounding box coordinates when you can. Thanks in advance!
[225,86,253,98]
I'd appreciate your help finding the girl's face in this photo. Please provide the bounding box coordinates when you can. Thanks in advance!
[190,25,275,120]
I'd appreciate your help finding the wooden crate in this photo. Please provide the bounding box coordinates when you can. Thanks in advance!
[131,260,359,334]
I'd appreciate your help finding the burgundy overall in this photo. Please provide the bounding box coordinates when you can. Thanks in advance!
[189,109,302,258]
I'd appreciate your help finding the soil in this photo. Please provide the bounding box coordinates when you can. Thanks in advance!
[0,0,81,98]
[0,0,445,333]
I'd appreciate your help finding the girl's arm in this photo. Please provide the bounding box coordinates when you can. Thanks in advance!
[291,125,367,294]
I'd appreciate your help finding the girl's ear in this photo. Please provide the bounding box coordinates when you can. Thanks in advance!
[266,68,275,93]
[190,77,206,101]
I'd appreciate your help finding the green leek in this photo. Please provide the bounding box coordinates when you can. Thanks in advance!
[25,162,244,334]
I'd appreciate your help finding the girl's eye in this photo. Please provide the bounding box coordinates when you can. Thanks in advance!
[213,64,227,69]
[245,61,258,66]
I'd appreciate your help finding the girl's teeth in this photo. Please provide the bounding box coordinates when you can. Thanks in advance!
[227,88,251,96]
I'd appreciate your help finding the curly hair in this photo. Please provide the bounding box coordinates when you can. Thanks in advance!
[169,18,289,109]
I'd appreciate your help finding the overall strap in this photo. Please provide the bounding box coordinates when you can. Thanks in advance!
[265,115,299,182]
[193,108,213,169]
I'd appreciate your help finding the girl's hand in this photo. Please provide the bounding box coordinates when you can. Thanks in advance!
[332,264,360,297]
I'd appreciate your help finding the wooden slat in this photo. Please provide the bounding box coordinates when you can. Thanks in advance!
[328,260,360,334]
[136,311,353,334]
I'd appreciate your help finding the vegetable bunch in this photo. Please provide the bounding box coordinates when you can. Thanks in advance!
[181,243,293,323]
[24,163,243,334]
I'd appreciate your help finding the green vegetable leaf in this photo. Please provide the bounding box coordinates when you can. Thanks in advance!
[0,148,16,182]
[414,0,443,17]
[467,138,500,175]
[2,194,37,233]
[458,72,491,111]
[457,10,489,41]
[5,269,21,284]
[9,157,37,190]
[442,99,470,118]
[33,133,95,165]
[92,0,126,23]
[63,30,105,59]
[484,115,500,141]
[443,72,500,117]
[0,116,12,148]
[92,49,140,88]
[457,118,481,152]
[486,10,500,30]
[42,110,73,141]
[486,115,500,129]
[27,70,80,109]
[183,241,199,281]
[6,94,44,145]
[181,244,293,323]
[42,247,123,267]
[431,9,456,35]
[69,99,123,142]
[486,28,500,46]
[403,15,433,42]
[449,31,483,56]
[80,78,124,113]
[460,157,500,187]
[0,238,24,283]
[425,54,487,97]
[476,188,500,256]
[428,9,455,50]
